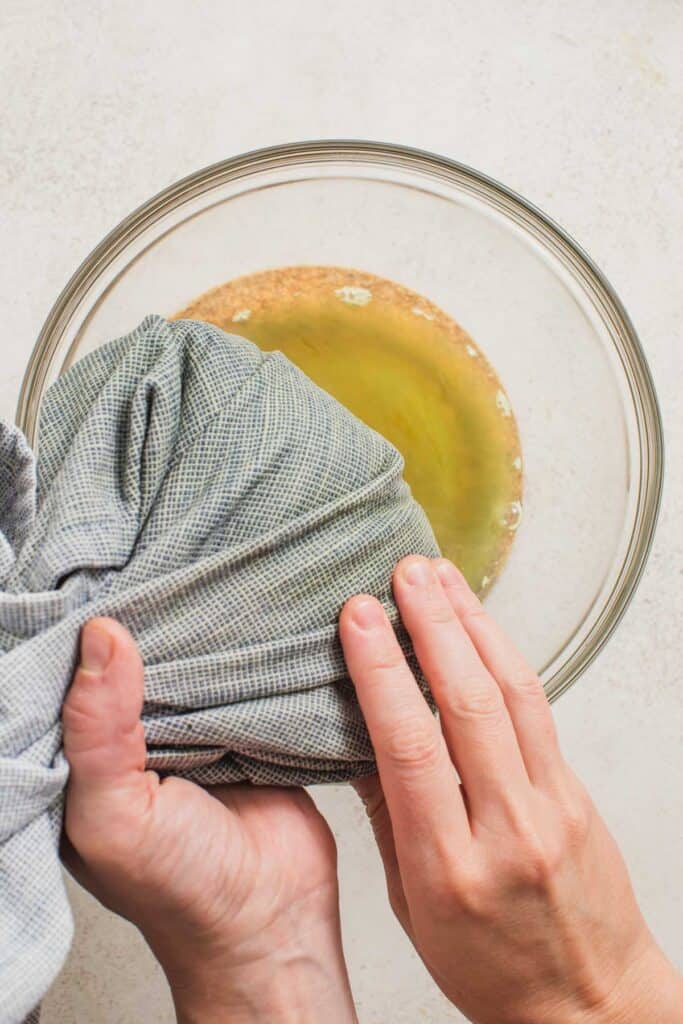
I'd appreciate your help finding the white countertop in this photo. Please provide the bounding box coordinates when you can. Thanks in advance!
[2,1,681,1020]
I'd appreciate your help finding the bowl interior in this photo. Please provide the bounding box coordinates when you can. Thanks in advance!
[19,145,661,699]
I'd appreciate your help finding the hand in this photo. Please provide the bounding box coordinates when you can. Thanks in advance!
[340,557,683,1024]
[62,618,357,1024]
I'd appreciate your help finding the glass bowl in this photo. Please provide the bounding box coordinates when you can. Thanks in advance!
[16,140,663,702]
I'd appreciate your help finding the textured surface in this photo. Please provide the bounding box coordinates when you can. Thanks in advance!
[0,1,681,1021]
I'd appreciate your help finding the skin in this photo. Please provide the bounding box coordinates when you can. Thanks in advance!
[62,618,358,1024]
[339,557,683,1024]
[62,559,683,1023]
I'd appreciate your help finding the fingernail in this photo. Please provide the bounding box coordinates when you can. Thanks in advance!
[434,559,461,586]
[350,597,386,630]
[80,624,112,673]
[401,557,432,586]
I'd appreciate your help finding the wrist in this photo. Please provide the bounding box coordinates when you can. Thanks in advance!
[171,954,356,1024]
[591,942,683,1024]
[162,912,358,1024]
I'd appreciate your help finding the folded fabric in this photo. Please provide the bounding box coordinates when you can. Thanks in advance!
[0,315,439,1022]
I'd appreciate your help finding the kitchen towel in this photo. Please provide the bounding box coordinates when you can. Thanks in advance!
[0,315,438,1022]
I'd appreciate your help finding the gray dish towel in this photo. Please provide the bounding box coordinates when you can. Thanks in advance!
[0,315,439,1022]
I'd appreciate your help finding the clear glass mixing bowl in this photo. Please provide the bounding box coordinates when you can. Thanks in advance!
[16,140,663,701]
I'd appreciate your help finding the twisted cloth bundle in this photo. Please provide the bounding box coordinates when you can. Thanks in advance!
[0,315,438,1022]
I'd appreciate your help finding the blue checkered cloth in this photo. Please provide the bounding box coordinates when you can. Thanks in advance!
[0,315,438,1022]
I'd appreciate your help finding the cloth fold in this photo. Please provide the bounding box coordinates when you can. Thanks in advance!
[0,315,438,1022]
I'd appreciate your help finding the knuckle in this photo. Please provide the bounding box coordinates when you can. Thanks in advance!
[426,874,460,915]
[426,841,461,900]
[561,799,591,847]
[61,699,91,736]
[62,682,99,731]
[505,669,545,700]
[366,648,408,679]
[445,680,504,722]
[447,864,493,918]
[518,843,556,887]
[508,820,561,888]
[421,845,496,920]
[425,600,455,626]
[460,598,487,626]
[383,719,442,775]
[552,776,592,846]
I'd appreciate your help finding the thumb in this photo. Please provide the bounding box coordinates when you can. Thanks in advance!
[63,618,156,852]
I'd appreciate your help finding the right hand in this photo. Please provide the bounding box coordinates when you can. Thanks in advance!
[340,556,683,1024]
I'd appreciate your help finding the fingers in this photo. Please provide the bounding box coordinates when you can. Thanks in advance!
[63,617,158,850]
[392,557,530,829]
[352,775,412,931]
[339,595,469,870]
[433,559,564,787]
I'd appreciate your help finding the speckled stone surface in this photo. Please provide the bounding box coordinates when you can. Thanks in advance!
[2,1,681,1020]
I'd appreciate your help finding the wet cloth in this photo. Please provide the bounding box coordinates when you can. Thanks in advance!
[0,315,438,1022]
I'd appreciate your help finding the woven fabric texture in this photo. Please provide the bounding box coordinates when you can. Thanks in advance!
[0,315,438,1022]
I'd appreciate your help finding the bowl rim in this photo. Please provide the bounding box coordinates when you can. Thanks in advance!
[16,138,664,702]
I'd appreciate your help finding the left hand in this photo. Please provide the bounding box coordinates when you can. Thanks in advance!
[62,617,357,1024]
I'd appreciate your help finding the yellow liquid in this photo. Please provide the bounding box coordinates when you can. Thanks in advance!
[175,266,522,592]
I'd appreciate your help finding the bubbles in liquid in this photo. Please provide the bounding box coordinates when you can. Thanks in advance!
[174,266,522,594]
